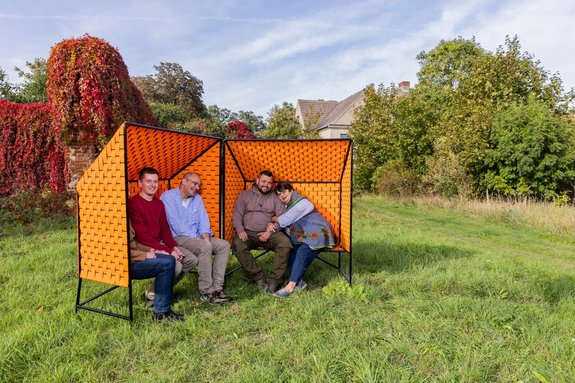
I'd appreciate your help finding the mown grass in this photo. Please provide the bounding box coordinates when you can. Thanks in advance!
[1,196,574,382]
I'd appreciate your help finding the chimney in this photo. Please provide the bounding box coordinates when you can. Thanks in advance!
[399,81,410,92]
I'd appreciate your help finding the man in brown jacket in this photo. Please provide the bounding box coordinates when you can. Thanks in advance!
[232,170,291,293]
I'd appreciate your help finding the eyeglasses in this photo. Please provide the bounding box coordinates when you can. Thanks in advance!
[186,179,201,187]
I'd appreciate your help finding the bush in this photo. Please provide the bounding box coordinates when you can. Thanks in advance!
[0,190,75,225]
[0,100,67,195]
[47,34,158,147]
[374,160,421,197]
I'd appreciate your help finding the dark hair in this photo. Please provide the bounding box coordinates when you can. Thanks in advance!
[139,167,159,180]
[259,169,273,178]
[275,181,293,193]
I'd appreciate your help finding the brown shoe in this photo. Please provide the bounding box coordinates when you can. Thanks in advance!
[255,278,267,291]
[214,290,233,302]
[267,283,278,294]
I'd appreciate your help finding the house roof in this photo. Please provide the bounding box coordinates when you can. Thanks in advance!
[296,99,338,129]
[315,89,364,130]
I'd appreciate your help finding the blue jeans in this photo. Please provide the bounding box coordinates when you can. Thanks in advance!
[130,254,175,313]
[288,244,321,283]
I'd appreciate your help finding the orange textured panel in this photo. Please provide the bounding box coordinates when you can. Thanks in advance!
[76,126,130,287]
[126,124,219,182]
[171,144,221,237]
[223,139,352,253]
[223,150,245,243]
[339,147,352,252]
[225,140,350,182]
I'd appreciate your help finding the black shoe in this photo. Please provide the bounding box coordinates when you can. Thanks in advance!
[153,310,184,322]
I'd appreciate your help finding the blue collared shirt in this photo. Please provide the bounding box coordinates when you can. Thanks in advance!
[160,188,213,239]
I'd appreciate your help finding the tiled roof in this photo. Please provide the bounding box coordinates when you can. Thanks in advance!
[296,99,338,129]
[316,89,364,130]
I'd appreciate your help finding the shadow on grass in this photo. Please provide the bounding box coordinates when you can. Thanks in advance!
[538,274,575,304]
[353,239,475,275]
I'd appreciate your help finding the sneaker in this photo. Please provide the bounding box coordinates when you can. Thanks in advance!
[273,287,292,298]
[213,290,233,302]
[153,310,184,322]
[200,292,228,305]
[141,292,154,308]
[294,280,307,292]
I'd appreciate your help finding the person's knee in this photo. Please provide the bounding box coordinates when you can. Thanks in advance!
[161,256,176,272]
[174,260,183,276]
[197,241,213,257]
[271,233,292,249]
[232,235,247,253]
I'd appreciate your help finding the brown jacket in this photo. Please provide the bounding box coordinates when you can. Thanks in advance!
[129,222,152,263]
[232,185,286,233]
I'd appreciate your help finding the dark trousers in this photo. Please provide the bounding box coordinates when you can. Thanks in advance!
[130,254,175,313]
[232,230,292,285]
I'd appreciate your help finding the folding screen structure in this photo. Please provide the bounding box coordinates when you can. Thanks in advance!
[223,139,353,283]
[75,122,221,320]
[75,122,352,321]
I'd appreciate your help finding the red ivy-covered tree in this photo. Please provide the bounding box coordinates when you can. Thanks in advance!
[0,100,66,195]
[227,120,256,139]
[46,34,158,147]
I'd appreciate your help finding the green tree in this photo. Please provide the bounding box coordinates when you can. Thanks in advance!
[149,102,189,129]
[417,37,485,89]
[482,96,575,199]
[237,110,265,136]
[13,58,48,103]
[0,68,18,101]
[132,62,206,118]
[261,102,301,139]
[420,36,573,197]
[349,84,397,191]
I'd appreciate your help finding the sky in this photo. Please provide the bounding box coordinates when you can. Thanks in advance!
[1,0,574,117]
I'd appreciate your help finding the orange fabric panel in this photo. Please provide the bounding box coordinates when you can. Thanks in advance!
[223,139,352,253]
[339,148,352,252]
[223,150,245,243]
[76,125,130,287]
[171,144,221,237]
[126,125,218,182]
[225,140,350,182]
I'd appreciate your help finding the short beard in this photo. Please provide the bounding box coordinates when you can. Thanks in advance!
[256,185,271,194]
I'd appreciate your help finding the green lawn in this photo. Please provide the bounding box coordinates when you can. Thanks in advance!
[1,196,574,382]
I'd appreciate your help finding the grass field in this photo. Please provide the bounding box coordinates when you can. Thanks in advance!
[1,196,574,382]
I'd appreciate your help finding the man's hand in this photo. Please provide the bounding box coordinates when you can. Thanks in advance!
[238,231,248,242]
[145,249,157,259]
[171,246,184,261]
[266,222,276,233]
[258,231,271,242]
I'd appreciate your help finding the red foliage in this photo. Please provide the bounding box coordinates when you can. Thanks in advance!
[0,100,67,195]
[227,120,255,139]
[46,34,158,146]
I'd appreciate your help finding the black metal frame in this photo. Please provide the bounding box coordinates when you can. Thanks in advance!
[75,129,353,322]
[221,138,353,285]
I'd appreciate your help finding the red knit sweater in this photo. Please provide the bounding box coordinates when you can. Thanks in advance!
[128,194,177,253]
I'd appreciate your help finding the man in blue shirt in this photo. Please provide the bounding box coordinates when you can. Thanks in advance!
[161,172,232,304]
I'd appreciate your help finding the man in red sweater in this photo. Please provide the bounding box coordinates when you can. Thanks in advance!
[129,167,197,311]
